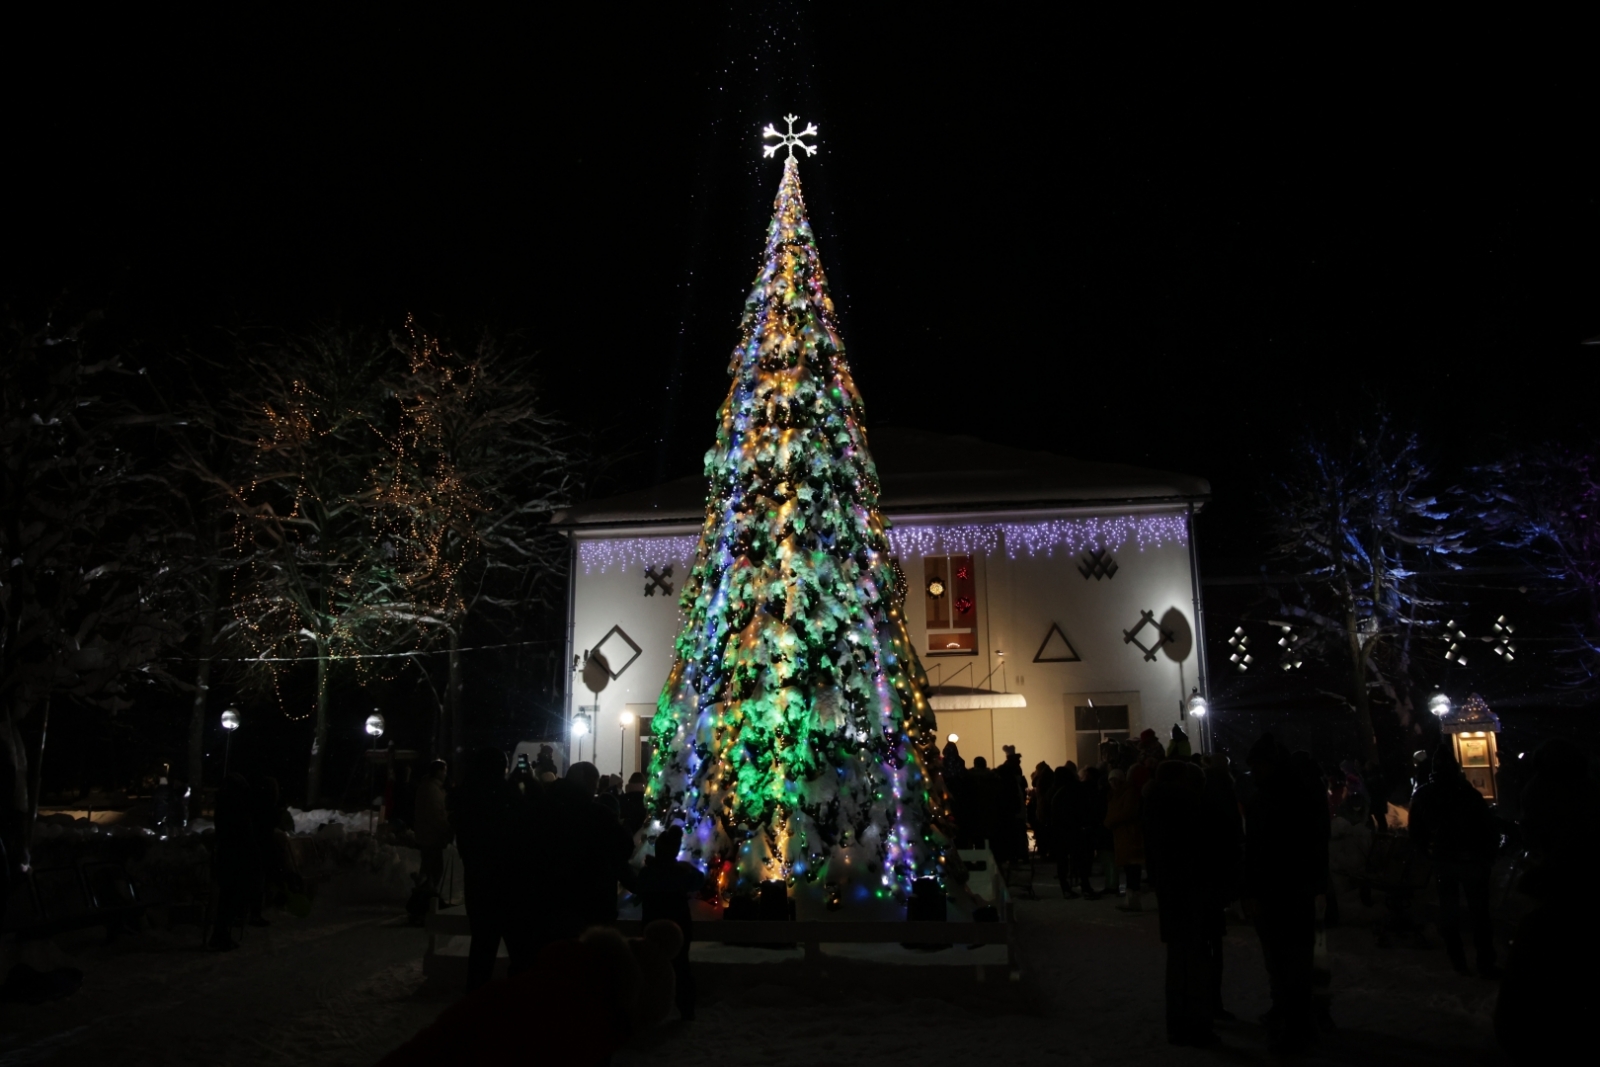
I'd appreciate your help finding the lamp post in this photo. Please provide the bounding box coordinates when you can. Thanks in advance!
[364,712,386,831]
[572,712,592,764]
[220,708,241,778]
[618,710,636,777]
[1428,692,1452,719]
[1186,691,1209,754]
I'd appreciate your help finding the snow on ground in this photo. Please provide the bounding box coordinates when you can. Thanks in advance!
[0,869,1508,1066]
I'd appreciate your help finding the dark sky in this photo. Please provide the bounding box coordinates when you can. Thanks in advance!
[8,8,1597,569]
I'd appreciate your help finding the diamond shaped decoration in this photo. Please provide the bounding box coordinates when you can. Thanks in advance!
[590,624,643,679]
[1078,548,1119,581]
[1123,609,1175,662]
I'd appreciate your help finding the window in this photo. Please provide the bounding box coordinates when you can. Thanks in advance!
[924,553,978,655]
[1074,704,1130,767]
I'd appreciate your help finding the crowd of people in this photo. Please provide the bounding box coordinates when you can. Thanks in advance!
[940,723,1569,1053]
[202,722,1590,1058]
[419,748,701,1022]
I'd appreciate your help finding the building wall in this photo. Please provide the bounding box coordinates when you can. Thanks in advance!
[568,507,1202,777]
[904,520,1199,770]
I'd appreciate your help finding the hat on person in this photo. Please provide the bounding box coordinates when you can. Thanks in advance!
[1139,728,1157,743]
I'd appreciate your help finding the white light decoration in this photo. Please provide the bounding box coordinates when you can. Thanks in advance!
[762,114,818,159]
[1428,693,1452,718]
[1493,615,1516,661]
[220,708,241,731]
[572,714,591,738]
[946,732,960,744]
[886,516,1188,561]
[1187,693,1208,718]
[365,713,386,738]
[579,535,698,574]
[576,514,1189,575]
[1228,626,1253,672]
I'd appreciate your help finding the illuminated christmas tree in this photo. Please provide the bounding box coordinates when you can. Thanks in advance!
[647,119,950,907]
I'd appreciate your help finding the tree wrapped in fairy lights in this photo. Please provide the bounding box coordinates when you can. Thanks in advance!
[647,121,950,906]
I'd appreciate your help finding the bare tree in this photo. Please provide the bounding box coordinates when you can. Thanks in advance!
[1,313,180,855]
[372,318,572,760]
[204,326,416,806]
[1266,417,1471,758]
[1470,446,1600,693]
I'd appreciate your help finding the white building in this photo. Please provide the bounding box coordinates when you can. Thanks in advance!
[552,427,1212,778]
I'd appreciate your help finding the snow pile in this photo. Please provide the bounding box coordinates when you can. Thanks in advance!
[284,822,420,904]
[290,807,378,836]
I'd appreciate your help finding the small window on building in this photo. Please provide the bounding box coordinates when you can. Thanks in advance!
[924,553,978,656]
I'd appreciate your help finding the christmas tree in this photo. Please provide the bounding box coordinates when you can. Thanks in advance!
[646,120,950,908]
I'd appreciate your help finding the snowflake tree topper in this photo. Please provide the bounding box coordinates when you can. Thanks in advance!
[762,114,818,160]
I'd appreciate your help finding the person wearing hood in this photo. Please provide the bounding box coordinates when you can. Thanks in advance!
[1167,724,1192,760]
[1409,744,1499,978]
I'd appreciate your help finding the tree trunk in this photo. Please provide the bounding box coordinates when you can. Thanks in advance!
[306,640,331,807]
[187,563,220,791]
[447,628,463,781]
[26,696,51,843]
[1346,608,1375,761]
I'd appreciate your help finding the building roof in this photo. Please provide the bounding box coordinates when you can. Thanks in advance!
[552,426,1210,530]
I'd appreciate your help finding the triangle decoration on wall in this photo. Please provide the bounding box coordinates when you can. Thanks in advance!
[1033,622,1082,663]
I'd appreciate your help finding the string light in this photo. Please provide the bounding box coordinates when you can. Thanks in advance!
[579,514,1188,574]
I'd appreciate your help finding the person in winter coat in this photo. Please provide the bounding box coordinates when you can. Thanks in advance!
[1105,768,1146,910]
[209,772,254,950]
[551,762,635,933]
[1137,728,1167,763]
[1145,759,1220,1046]
[1028,762,1055,858]
[619,773,648,837]
[1048,763,1085,897]
[1291,751,1338,927]
[451,748,529,990]
[1167,724,1192,760]
[1495,740,1597,1063]
[414,760,452,899]
[1082,765,1112,898]
[1242,733,1327,1054]
[634,824,706,1020]
[1409,744,1499,977]
[1201,754,1243,1019]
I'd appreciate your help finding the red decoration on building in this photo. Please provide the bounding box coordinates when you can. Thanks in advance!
[955,595,974,615]
[955,564,970,580]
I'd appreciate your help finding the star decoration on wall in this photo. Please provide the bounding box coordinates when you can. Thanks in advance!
[762,114,818,160]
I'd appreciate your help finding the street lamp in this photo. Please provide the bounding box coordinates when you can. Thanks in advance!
[618,710,636,777]
[1186,692,1208,718]
[365,712,386,745]
[946,732,960,745]
[1429,693,1452,718]
[220,708,241,778]
[572,711,592,763]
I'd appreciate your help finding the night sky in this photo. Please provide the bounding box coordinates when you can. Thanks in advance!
[8,8,1597,569]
